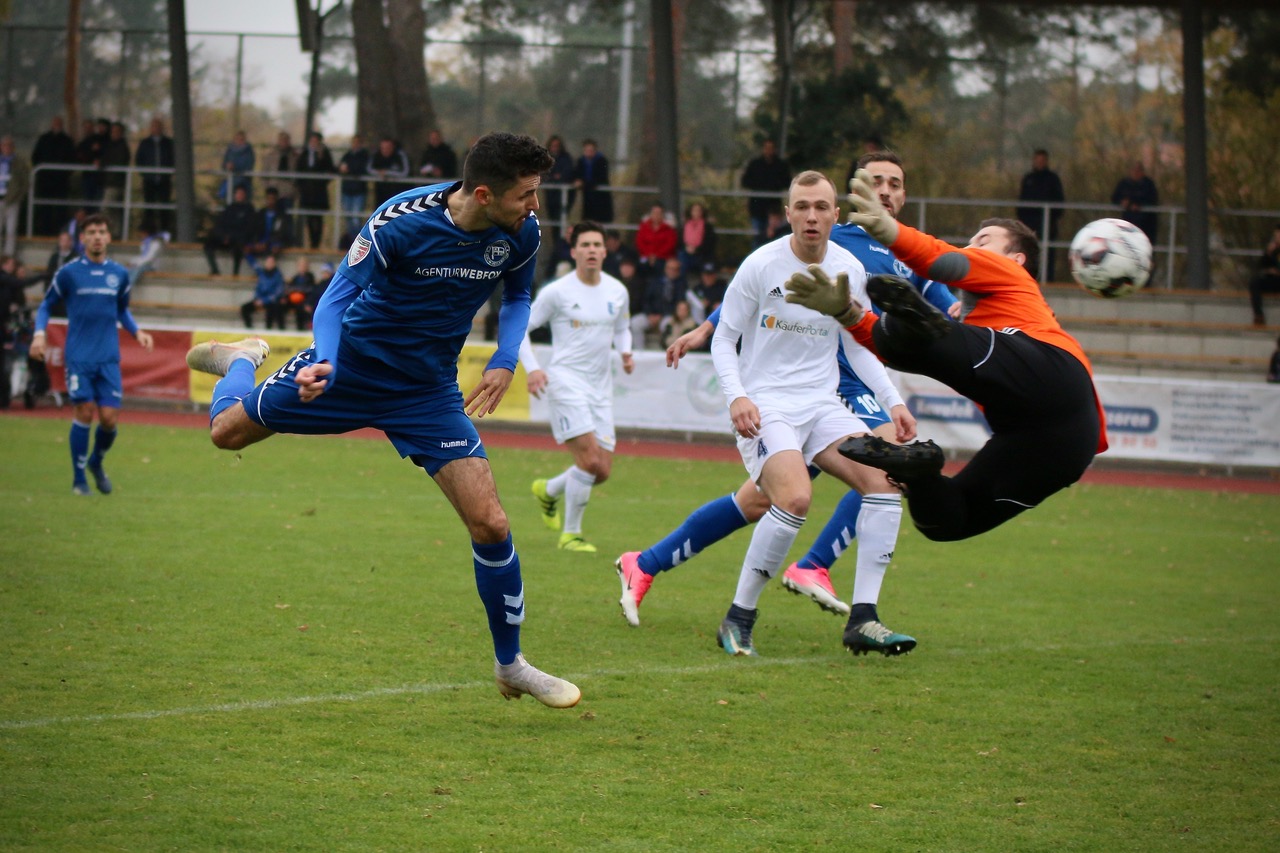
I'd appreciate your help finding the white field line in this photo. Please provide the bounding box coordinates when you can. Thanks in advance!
[0,638,1250,731]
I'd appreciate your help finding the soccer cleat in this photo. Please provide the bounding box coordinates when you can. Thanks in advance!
[531,479,561,531]
[87,462,113,495]
[866,274,952,341]
[839,434,944,483]
[615,552,654,627]
[780,564,850,616]
[494,654,582,709]
[185,337,270,376]
[843,618,917,657]
[717,605,759,657]
[558,533,597,553]
[72,482,92,496]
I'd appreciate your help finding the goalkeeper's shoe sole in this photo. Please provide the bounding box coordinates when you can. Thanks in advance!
[531,479,561,531]
[185,337,270,376]
[866,274,951,341]
[843,619,917,657]
[780,564,849,616]
[839,435,944,483]
[494,654,581,709]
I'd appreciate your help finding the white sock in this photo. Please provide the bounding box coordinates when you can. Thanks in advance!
[546,467,571,498]
[732,506,805,609]
[851,493,902,605]
[562,465,596,535]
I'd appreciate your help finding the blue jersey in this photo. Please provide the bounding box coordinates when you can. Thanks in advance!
[36,256,137,364]
[327,181,539,391]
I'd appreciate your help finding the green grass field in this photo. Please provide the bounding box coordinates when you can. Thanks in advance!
[2,416,1278,852]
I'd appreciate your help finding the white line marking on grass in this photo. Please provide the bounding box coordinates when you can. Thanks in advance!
[0,657,816,731]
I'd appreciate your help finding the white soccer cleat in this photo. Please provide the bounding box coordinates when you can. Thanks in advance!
[494,654,581,709]
[185,337,270,376]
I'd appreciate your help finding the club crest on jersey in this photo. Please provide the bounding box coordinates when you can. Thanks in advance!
[893,259,912,277]
[484,240,511,267]
[347,235,372,266]
[105,274,121,289]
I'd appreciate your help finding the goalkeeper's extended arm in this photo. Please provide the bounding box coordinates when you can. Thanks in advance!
[847,169,900,246]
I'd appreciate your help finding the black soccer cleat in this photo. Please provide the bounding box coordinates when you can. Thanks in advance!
[839,435,945,483]
[867,274,951,341]
[843,618,917,657]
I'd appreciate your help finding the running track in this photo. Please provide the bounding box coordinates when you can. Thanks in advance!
[5,407,1278,495]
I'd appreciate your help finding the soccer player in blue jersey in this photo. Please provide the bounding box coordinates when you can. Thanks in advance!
[30,213,154,495]
[183,132,581,709]
[616,152,957,654]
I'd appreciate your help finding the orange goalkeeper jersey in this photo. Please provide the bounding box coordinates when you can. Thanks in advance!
[856,223,1108,453]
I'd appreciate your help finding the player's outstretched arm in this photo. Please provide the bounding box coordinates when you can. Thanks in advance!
[666,319,714,368]
[847,169,900,246]
[785,264,862,326]
[465,367,514,418]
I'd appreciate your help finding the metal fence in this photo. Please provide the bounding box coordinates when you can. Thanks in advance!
[23,162,1278,291]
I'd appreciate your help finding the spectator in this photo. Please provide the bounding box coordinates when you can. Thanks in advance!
[369,137,410,205]
[617,257,648,324]
[1111,161,1159,245]
[244,187,293,258]
[635,203,678,271]
[0,135,31,257]
[417,128,458,179]
[128,225,169,288]
[203,185,256,276]
[307,261,333,318]
[574,139,613,223]
[694,261,727,319]
[679,201,717,278]
[282,256,317,331]
[31,116,78,236]
[660,298,700,350]
[297,132,335,250]
[602,229,637,280]
[1016,148,1065,281]
[337,134,370,247]
[541,135,576,249]
[265,131,300,225]
[221,130,255,199]
[100,122,131,236]
[1268,336,1280,383]
[630,256,684,348]
[77,118,109,206]
[241,253,286,329]
[134,117,175,233]
[740,138,791,247]
[1248,223,1280,326]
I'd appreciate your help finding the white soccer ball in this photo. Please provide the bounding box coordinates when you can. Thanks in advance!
[1068,218,1153,298]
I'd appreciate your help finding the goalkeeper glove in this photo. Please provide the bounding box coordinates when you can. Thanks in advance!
[785,264,863,326]
[847,169,900,247]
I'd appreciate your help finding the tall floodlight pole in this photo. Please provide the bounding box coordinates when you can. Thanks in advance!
[166,0,196,242]
[615,0,635,168]
[1181,0,1210,290]
[649,0,680,213]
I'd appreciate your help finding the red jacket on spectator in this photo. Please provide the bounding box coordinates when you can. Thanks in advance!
[636,205,678,265]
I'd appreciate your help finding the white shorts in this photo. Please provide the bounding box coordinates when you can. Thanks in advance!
[546,382,617,451]
[735,396,869,482]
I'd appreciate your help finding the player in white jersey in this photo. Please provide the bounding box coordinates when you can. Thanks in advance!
[711,170,913,658]
[521,221,634,553]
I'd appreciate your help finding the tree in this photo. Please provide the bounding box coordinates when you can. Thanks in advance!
[351,0,438,156]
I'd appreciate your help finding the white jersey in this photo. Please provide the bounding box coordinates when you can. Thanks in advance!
[518,270,632,396]
[712,236,869,412]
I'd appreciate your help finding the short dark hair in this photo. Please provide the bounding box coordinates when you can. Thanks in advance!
[1033,148,1049,157]
[856,149,904,172]
[979,217,1039,272]
[463,132,553,196]
[569,221,605,247]
[82,212,111,233]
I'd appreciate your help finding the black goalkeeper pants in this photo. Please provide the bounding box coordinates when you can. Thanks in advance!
[873,317,1101,542]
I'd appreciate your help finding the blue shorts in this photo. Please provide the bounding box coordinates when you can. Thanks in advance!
[65,360,123,407]
[838,378,892,429]
[241,347,488,476]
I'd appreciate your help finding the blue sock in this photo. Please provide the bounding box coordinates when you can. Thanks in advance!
[473,534,523,665]
[210,358,258,422]
[89,426,117,468]
[70,421,91,485]
[797,490,862,570]
[638,494,749,574]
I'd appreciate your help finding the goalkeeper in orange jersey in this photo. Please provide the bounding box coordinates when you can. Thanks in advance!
[784,170,1108,542]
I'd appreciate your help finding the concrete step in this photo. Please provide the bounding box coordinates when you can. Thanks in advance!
[1042,283,1265,327]
[1063,317,1276,361]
